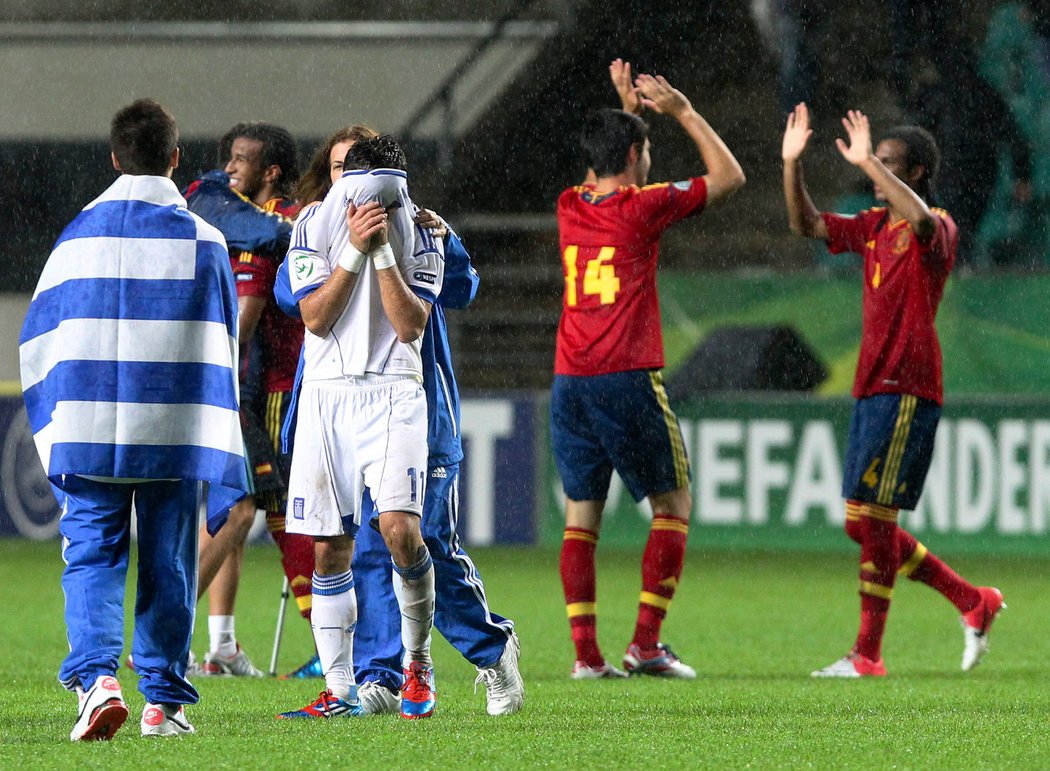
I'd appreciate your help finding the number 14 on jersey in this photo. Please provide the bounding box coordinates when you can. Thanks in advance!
[563,245,621,306]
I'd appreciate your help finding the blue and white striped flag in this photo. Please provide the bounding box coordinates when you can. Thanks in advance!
[19,174,248,530]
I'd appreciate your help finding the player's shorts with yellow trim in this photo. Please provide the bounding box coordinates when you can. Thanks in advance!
[241,389,292,512]
[551,369,690,502]
[842,393,940,510]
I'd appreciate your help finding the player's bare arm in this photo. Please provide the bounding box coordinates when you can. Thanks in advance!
[296,201,385,337]
[837,109,936,241]
[636,73,745,203]
[237,294,266,353]
[781,102,828,239]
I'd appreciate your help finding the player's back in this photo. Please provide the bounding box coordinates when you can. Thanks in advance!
[554,179,706,377]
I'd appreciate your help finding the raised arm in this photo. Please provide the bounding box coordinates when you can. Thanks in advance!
[836,110,936,241]
[636,73,746,203]
[781,102,828,239]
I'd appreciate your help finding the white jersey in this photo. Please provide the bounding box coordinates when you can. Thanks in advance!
[287,169,444,381]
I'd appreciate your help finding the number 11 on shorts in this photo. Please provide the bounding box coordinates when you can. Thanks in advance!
[407,467,426,504]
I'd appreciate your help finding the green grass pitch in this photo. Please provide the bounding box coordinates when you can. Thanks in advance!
[1,538,1048,769]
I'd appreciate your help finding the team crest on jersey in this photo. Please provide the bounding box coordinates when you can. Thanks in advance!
[413,271,437,285]
[672,180,693,191]
[293,497,305,520]
[293,254,314,279]
[891,230,911,255]
[431,467,447,479]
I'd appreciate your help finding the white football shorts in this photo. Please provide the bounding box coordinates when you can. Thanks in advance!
[285,375,428,537]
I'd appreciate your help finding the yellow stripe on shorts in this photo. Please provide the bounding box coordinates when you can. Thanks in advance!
[649,371,689,488]
[877,395,916,505]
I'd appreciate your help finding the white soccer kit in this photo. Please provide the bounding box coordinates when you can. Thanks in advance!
[285,169,445,536]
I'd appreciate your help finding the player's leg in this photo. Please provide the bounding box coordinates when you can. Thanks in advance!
[198,496,263,677]
[56,476,132,741]
[364,378,435,719]
[425,465,523,715]
[597,371,694,679]
[260,390,320,678]
[551,373,622,678]
[132,479,201,736]
[623,484,694,678]
[896,529,1003,669]
[277,381,363,719]
[269,508,323,678]
[815,395,928,678]
[351,495,403,715]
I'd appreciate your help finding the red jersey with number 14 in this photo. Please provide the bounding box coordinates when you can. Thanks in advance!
[555,177,707,376]
[823,206,957,405]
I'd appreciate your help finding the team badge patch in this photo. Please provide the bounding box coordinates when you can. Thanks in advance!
[413,271,437,285]
[293,254,314,279]
[293,497,305,520]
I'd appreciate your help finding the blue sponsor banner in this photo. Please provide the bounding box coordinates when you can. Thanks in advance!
[0,398,61,539]
[0,395,538,545]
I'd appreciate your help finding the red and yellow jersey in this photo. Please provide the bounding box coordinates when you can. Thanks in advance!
[554,177,707,376]
[232,196,303,394]
[823,206,957,405]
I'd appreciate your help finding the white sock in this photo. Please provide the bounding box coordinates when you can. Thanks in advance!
[310,570,358,701]
[392,547,435,667]
[208,615,236,658]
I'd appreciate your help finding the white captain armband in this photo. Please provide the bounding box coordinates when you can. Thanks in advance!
[371,242,397,270]
[337,244,367,274]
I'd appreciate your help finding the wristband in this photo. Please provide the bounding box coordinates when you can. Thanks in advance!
[371,242,397,270]
[337,245,367,274]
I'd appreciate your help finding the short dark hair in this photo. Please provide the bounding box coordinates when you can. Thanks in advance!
[581,108,648,178]
[879,125,941,202]
[110,99,178,176]
[343,134,407,172]
[219,122,301,197]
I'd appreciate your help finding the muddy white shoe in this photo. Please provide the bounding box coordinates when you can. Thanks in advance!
[571,660,628,679]
[357,681,400,715]
[200,645,264,677]
[474,632,525,715]
[70,675,128,741]
[141,703,195,737]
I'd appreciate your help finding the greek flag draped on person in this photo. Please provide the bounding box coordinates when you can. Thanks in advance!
[18,174,248,532]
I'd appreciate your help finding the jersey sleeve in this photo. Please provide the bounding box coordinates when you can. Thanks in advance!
[822,211,871,255]
[231,252,277,299]
[403,223,445,305]
[438,229,479,310]
[286,202,331,303]
[918,209,957,269]
[632,177,708,236]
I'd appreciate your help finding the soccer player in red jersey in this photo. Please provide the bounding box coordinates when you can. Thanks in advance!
[187,123,316,677]
[782,103,1005,677]
[552,67,745,679]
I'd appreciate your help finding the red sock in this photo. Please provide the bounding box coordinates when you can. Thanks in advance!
[267,511,315,620]
[561,527,601,666]
[853,505,899,662]
[632,514,688,651]
[897,527,980,613]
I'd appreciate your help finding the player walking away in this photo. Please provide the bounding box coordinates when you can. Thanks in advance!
[277,135,441,720]
[181,122,311,679]
[553,70,746,679]
[781,103,1005,677]
[19,99,247,739]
